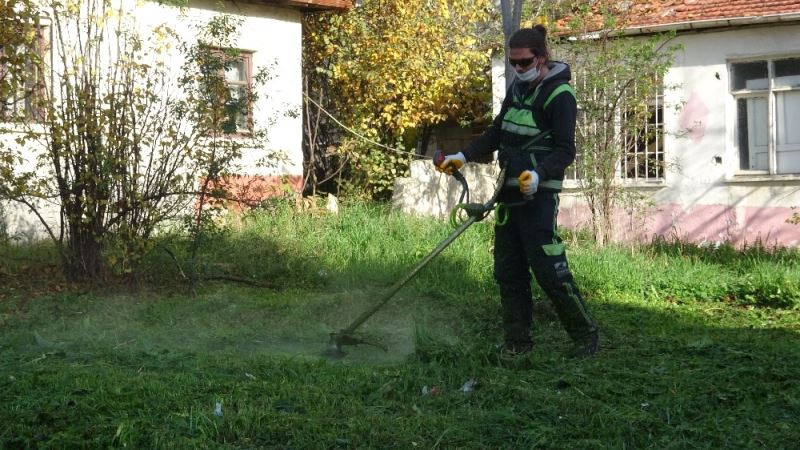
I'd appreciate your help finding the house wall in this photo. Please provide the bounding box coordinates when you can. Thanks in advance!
[164,0,305,179]
[562,23,800,247]
[1,0,305,241]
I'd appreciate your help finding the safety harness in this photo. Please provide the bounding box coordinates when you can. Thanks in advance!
[499,79,575,192]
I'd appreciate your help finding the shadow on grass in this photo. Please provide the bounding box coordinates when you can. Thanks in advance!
[1,282,798,448]
[138,231,325,289]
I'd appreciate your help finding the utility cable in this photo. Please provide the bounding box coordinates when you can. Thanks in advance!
[303,93,501,181]
[303,93,423,159]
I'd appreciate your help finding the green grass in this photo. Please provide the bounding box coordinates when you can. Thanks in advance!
[1,200,799,448]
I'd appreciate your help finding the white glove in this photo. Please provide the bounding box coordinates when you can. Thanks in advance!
[436,152,466,175]
[518,170,539,197]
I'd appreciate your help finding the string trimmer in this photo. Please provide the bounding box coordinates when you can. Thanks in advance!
[323,153,507,358]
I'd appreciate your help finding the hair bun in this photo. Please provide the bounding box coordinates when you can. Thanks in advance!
[534,24,547,38]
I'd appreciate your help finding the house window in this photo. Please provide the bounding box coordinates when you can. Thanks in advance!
[0,24,48,122]
[566,82,664,182]
[220,49,253,133]
[732,57,800,174]
[621,89,664,181]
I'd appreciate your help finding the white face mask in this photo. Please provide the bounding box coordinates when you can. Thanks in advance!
[515,65,540,82]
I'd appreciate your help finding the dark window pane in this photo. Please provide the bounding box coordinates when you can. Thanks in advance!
[775,58,800,88]
[732,61,768,90]
[775,58,800,77]
[737,98,750,170]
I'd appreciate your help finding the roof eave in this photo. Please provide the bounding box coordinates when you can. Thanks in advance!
[612,12,800,37]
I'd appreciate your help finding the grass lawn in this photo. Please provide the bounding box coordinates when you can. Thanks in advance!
[1,201,799,448]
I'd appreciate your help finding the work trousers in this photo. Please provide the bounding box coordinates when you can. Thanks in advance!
[493,191,597,345]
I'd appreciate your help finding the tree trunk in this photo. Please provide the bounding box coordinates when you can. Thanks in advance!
[417,124,432,156]
[64,224,104,281]
[499,0,523,89]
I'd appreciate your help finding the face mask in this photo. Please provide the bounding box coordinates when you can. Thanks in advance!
[515,65,539,82]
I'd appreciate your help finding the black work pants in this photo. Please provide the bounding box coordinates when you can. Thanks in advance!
[493,191,597,344]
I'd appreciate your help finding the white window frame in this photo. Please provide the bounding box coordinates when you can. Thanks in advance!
[565,79,666,187]
[209,47,254,135]
[223,50,253,134]
[620,84,665,184]
[730,55,800,177]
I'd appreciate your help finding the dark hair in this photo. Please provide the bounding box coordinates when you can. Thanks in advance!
[508,25,550,60]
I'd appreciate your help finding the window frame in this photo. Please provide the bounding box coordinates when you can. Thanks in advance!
[620,82,665,184]
[730,54,800,177]
[225,49,254,134]
[0,21,50,123]
[209,47,254,135]
[565,77,666,188]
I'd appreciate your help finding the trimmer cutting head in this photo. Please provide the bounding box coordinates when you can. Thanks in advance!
[323,333,348,358]
[322,332,388,359]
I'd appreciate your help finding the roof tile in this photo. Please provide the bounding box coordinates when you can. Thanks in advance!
[558,0,800,31]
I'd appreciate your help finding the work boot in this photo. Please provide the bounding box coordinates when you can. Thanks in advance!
[567,330,599,359]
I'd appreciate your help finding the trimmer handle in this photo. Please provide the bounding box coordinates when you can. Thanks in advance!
[432,149,468,204]
[433,150,464,179]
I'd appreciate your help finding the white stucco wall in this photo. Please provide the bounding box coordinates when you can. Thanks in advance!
[659,24,800,206]
[636,24,800,245]
[490,56,507,116]
[1,0,305,240]
[135,0,305,176]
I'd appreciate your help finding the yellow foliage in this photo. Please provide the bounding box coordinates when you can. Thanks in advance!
[306,0,492,138]
[305,0,493,198]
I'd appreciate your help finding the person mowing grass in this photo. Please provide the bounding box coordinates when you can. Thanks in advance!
[436,25,599,358]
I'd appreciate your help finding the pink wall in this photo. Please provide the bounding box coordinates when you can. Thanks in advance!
[207,175,303,212]
[559,203,800,247]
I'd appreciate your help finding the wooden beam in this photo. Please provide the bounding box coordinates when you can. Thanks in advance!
[253,0,352,11]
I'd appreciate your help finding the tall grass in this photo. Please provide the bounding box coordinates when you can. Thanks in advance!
[141,199,800,310]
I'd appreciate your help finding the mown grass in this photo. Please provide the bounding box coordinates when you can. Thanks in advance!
[1,199,799,448]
